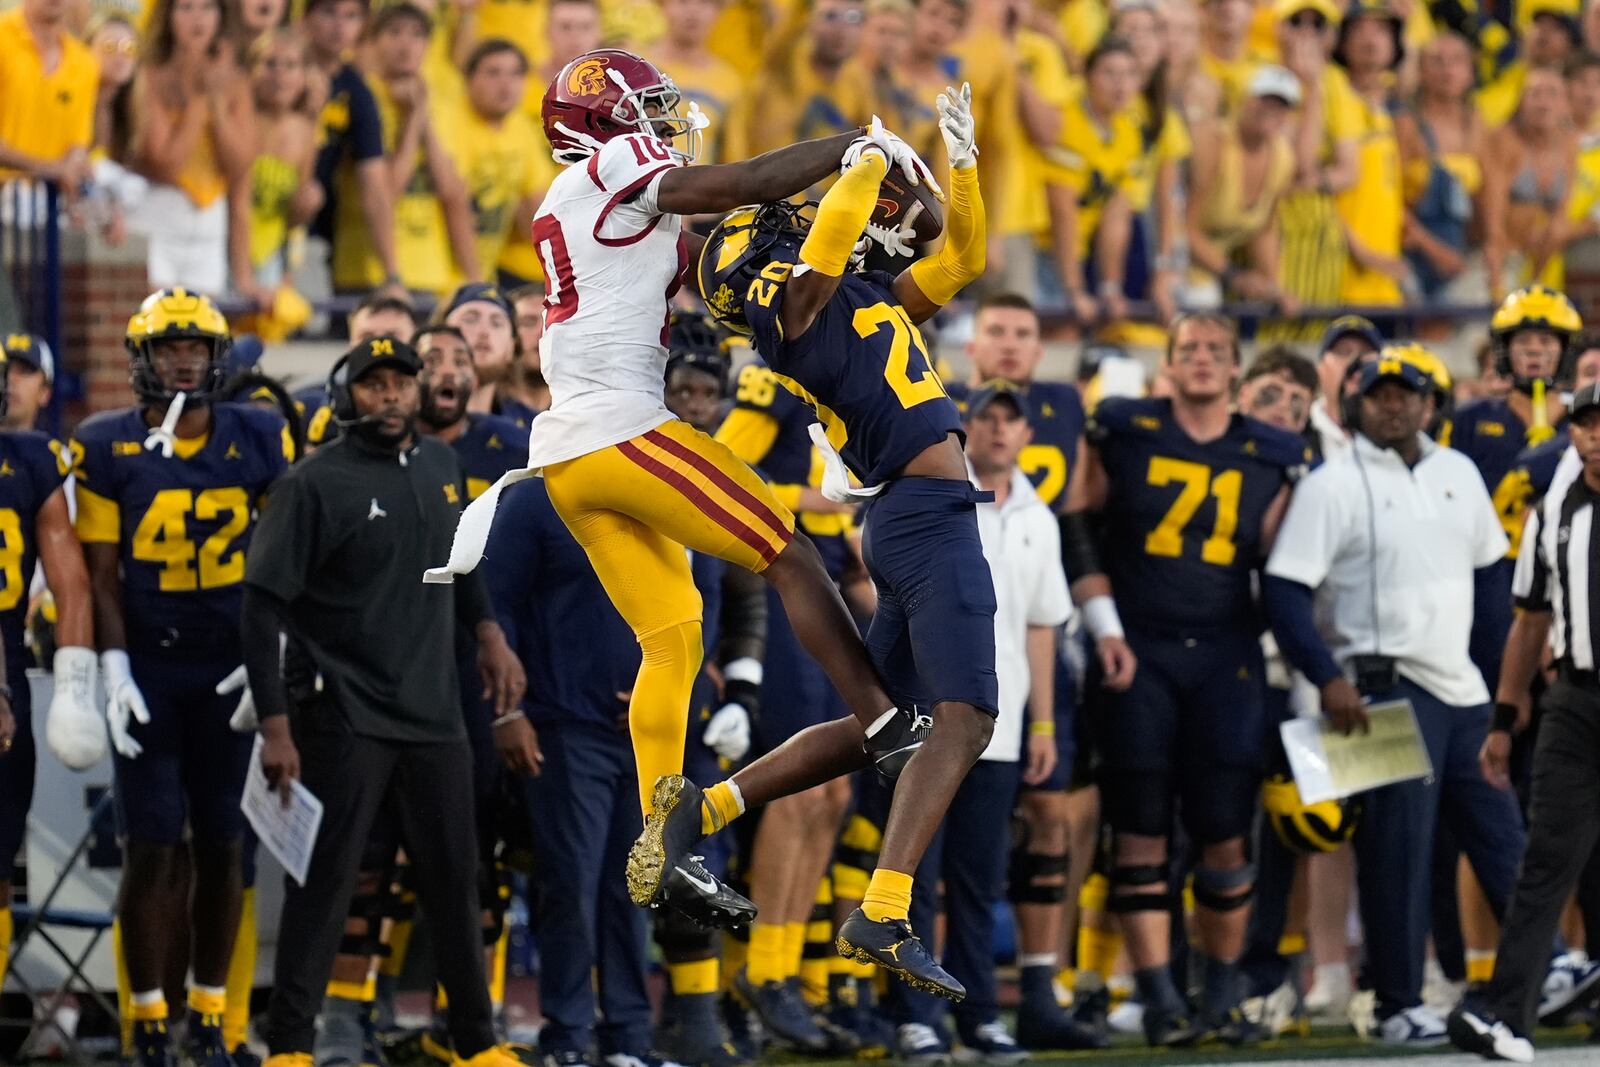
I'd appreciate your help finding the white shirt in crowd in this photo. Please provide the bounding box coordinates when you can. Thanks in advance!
[1265,432,1508,708]
[1310,402,1353,464]
[970,463,1073,763]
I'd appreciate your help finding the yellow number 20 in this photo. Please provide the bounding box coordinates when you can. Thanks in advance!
[132,487,252,591]
[853,302,945,410]
[1143,458,1242,566]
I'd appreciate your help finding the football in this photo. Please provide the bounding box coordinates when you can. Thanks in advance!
[872,162,944,245]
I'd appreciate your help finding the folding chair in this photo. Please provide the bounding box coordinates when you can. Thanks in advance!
[1,790,119,1061]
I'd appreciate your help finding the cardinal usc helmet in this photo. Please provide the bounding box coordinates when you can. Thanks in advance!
[542,49,705,165]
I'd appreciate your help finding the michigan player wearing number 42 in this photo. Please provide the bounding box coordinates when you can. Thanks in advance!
[427,49,944,929]
[694,82,991,1000]
[1057,312,1309,1047]
[68,289,291,1067]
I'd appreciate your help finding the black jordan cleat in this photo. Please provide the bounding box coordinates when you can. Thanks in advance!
[863,709,931,782]
[627,775,756,928]
[1142,1005,1203,1048]
[835,908,964,1001]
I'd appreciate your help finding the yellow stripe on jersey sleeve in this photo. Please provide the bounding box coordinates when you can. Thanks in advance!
[75,486,121,544]
[715,406,783,466]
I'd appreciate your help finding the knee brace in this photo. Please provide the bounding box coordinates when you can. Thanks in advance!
[1008,848,1070,905]
[339,884,392,958]
[1191,863,1257,913]
[1106,862,1174,913]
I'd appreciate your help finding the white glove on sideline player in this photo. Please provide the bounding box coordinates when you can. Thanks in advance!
[219,665,257,733]
[101,649,150,759]
[702,704,751,762]
[46,646,104,769]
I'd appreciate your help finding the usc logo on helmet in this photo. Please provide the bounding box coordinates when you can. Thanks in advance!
[567,57,610,96]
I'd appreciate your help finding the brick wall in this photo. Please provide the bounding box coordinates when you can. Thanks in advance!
[59,228,148,429]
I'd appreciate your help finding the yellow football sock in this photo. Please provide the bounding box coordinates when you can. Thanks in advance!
[746,923,786,985]
[328,977,376,1002]
[115,919,134,1053]
[861,869,913,924]
[831,954,875,980]
[669,958,720,995]
[800,880,833,1002]
[1277,932,1308,957]
[0,907,11,992]
[631,621,701,815]
[188,985,226,1021]
[1078,925,1123,980]
[1467,951,1496,984]
[224,887,257,1049]
[1078,872,1109,913]
[832,814,882,903]
[131,994,168,1022]
[781,922,806,980]
[380,913,414,978]
[726,934,748,991]
[489,925,509,1008]
[701,782,744,836]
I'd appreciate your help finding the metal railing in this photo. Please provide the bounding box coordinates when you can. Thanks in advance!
[1,179,64,435]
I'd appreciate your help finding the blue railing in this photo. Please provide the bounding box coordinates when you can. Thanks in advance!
[1,179,64,436]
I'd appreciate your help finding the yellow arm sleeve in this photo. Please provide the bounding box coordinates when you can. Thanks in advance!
[910,165,986,307]
[799,151,888,277]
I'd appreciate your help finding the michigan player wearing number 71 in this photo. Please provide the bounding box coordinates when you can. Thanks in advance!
[692,82,992,999]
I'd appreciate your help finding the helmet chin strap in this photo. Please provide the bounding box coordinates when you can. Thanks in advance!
[552,121,607,162]
[144,391,188,459]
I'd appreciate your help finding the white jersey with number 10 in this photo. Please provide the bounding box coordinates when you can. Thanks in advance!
[524,131,688,470]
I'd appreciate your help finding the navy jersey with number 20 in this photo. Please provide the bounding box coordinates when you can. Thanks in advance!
[745,255,962,484]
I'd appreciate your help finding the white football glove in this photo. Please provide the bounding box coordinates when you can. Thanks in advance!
[937,82,978,171]
[218,665,257,733]
[864,220,918,258]
[101,649,150,759]
[702,703,751,762]
[842,116,944,200]
[46,646,104,770]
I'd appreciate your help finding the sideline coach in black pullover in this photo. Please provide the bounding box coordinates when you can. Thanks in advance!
[240,337,526,1062]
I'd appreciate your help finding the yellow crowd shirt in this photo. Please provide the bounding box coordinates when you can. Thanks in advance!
[1335,88,1403,304]
[653,52,745,163]
[495,124,558,284]
[333,75,455,294]
[1040,89,1144,259]
[443,102,552,278]
[0,8,99,177]
[999,28,1076,238]
[249,153,299,269]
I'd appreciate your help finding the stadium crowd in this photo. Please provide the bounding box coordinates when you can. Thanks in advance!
[7,0,1600,1065]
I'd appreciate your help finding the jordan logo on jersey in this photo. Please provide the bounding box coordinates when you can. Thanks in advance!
[368,498,388,521]
[0,462,14,478]
[225,443,242,460]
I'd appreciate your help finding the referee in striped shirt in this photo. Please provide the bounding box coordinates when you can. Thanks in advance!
[1450,382,1600,1062]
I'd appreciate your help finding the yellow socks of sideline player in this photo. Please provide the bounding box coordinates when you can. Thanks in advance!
[224,886,257,1050]
[860,869,913,924]
[746,922,786,985]
[0,907,10,990]
[701,782,745,836]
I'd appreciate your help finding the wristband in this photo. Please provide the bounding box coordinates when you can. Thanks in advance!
[492,709,526,728]
[1491,701,1519,733]
[1081,595,1125,640]
[1028,720,1055,737]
